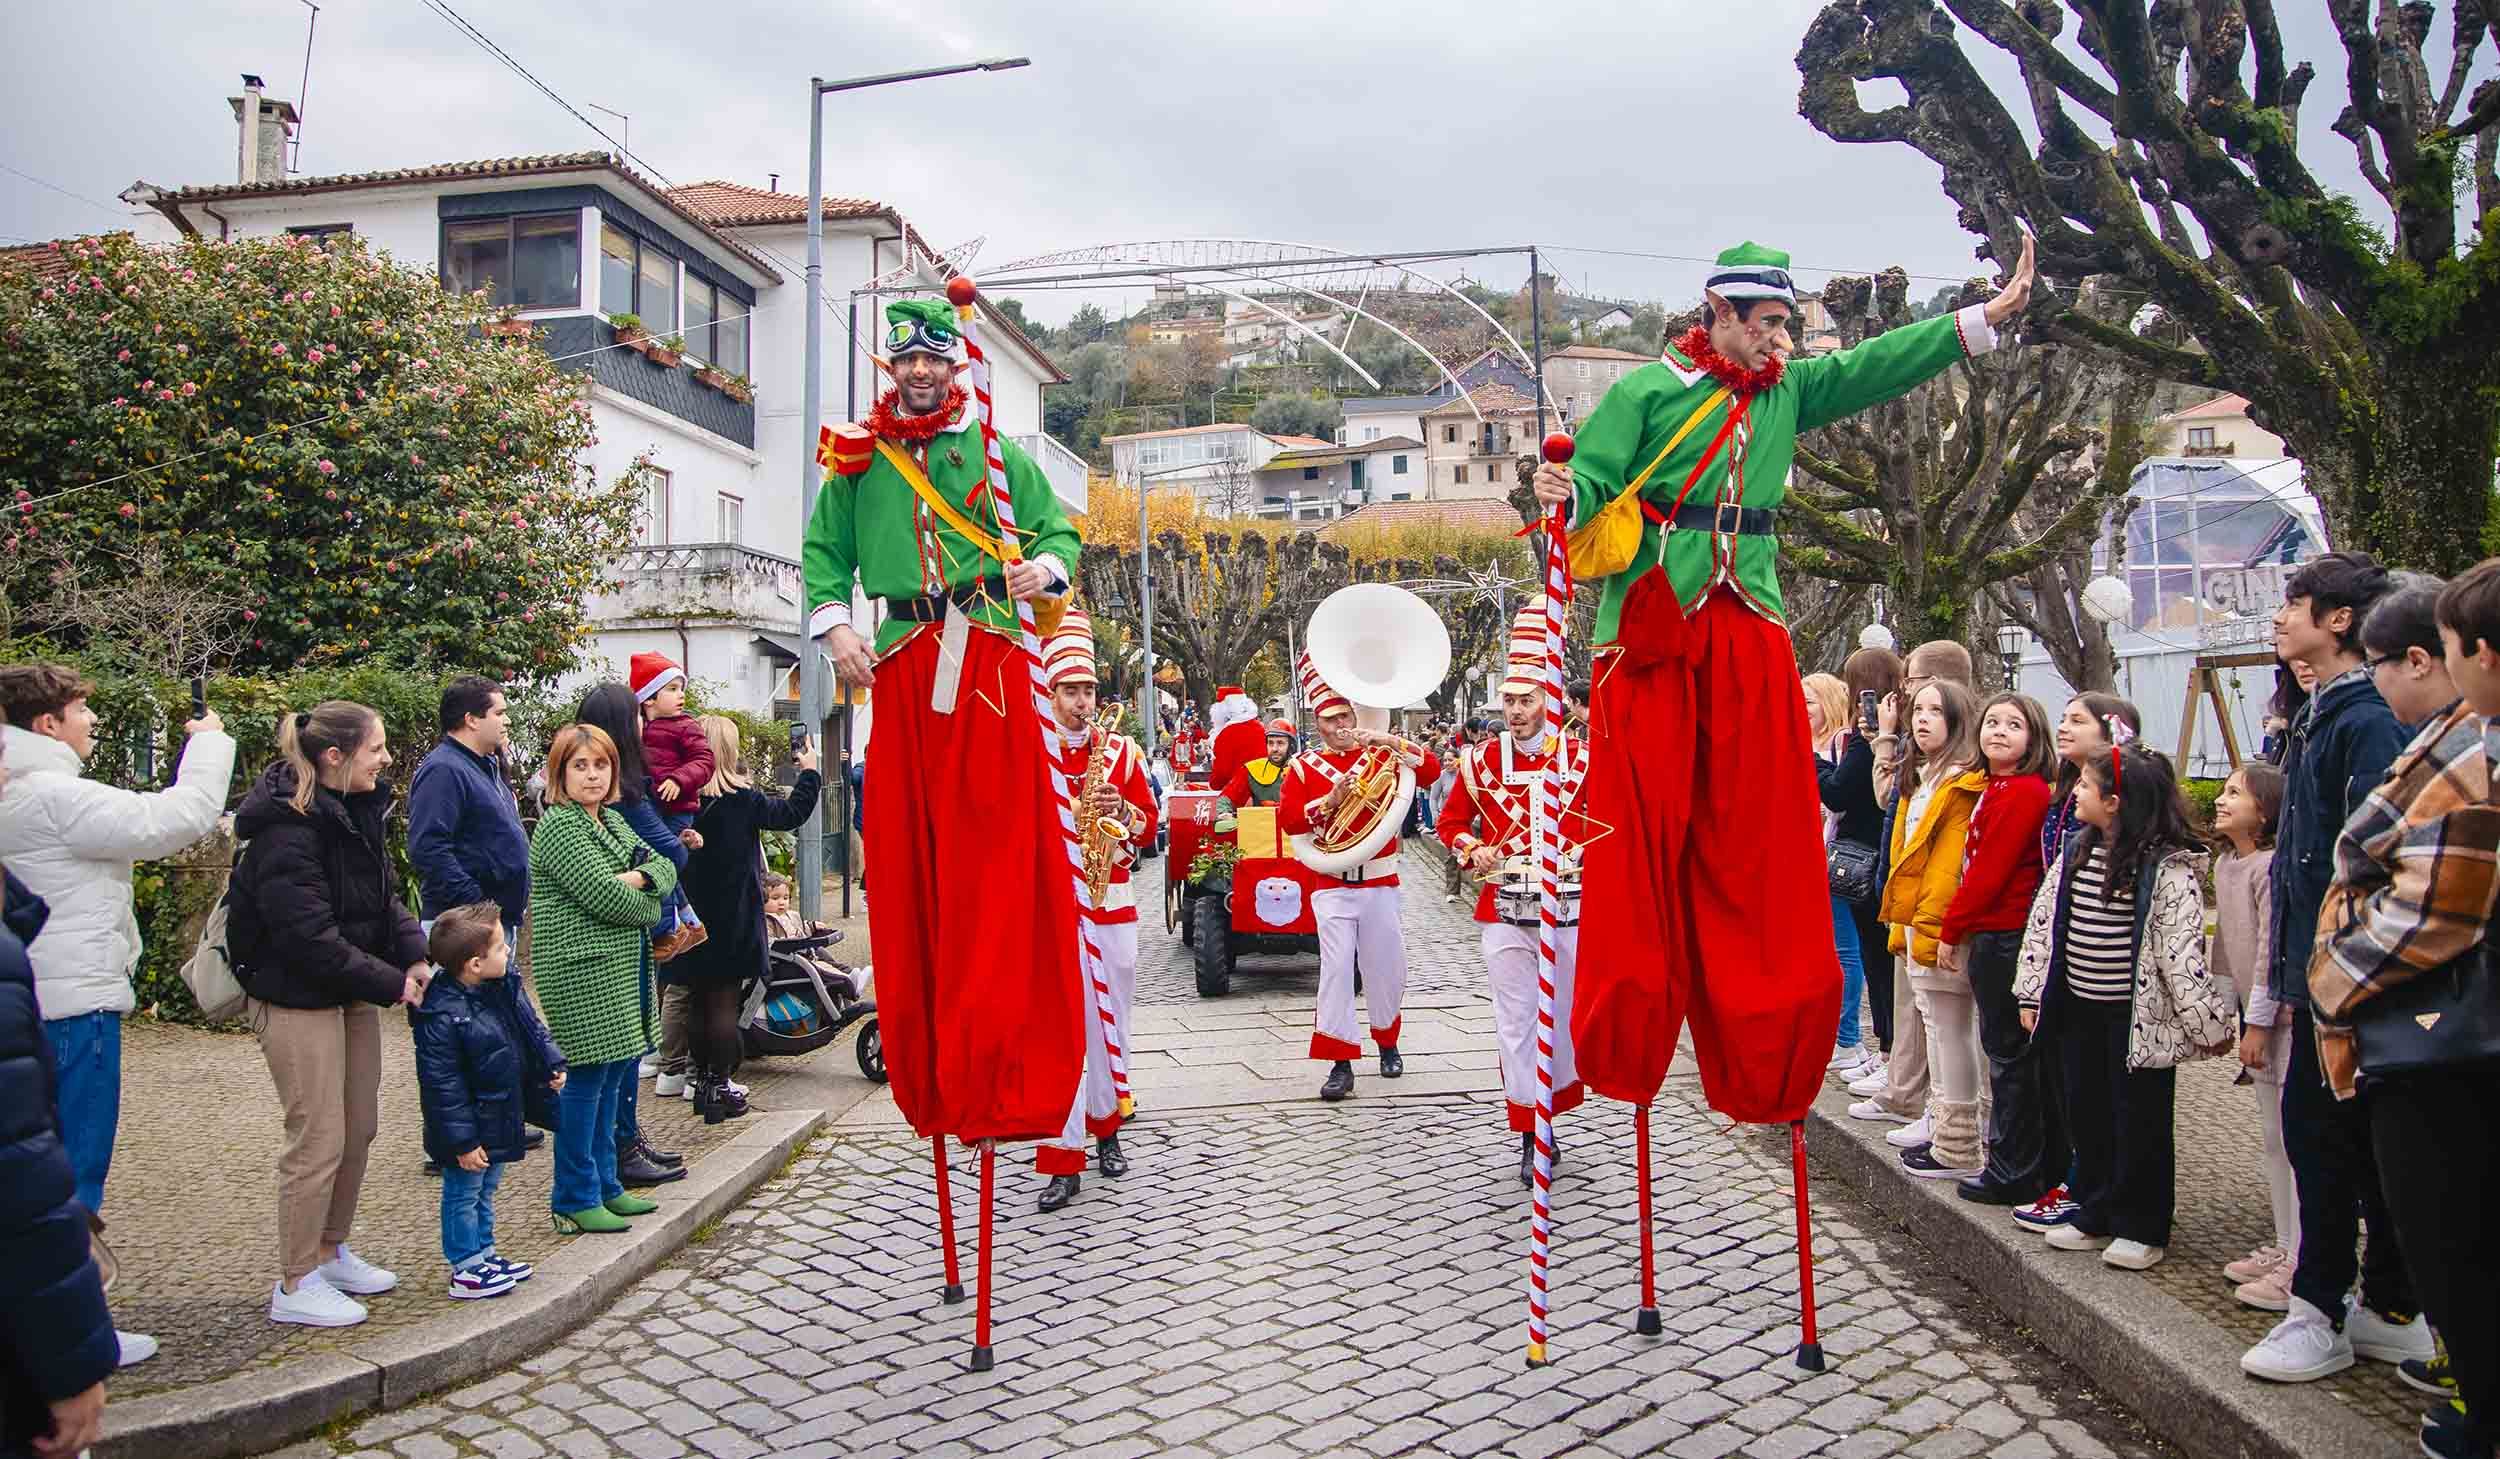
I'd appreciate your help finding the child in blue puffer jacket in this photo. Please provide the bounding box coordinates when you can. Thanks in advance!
[411,903,563,1300]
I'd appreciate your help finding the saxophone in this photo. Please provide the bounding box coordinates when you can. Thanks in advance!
[1079,727,1131,907]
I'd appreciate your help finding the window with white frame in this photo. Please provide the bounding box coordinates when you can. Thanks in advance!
[598,221,679,330]
[444,213,580,310]
[2187,426,2217,448]
[716,491,744,543]
[1575,361,1591,379]
[637,468,673,545]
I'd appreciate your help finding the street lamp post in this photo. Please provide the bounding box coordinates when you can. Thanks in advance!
[799,55,1029,922]
[1995,621,2028,688]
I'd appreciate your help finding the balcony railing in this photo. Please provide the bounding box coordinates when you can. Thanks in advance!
[1011,432,1090,515]
[591,541,800,627]
[2182,441,2237,458]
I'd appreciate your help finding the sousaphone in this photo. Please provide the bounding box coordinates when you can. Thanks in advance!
[1290,584,1452,876]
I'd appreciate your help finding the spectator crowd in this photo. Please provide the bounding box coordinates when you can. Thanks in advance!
[1814,552,2498,1459]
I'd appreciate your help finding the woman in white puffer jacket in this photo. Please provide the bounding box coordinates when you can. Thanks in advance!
[0,666,235,1369]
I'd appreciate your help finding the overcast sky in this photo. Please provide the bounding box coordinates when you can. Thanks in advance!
[7,1,2483,327]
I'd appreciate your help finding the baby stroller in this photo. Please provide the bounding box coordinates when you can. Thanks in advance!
[744,926,885,1084]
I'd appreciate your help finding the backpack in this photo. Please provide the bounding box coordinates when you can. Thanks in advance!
[179,844,250,1022]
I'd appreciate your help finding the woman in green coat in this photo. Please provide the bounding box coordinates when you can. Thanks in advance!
[529,724,677,1234]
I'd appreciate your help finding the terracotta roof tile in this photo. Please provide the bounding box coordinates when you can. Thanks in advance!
[0,234,128,283]
[664,180,895,228]
[2160,393,2251,421]
[1101,422,1262,443]
[1421,383,1540,416]
[1318,498,1524,538]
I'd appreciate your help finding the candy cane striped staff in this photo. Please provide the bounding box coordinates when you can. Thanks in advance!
[944,274,1113,1371]
[1524,431,1578,1367]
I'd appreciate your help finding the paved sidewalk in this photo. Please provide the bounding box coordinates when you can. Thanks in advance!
[100,900,883,1405]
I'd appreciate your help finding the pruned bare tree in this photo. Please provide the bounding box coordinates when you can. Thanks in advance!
[1797,0,2500,572]
[1078,528,1352,708]
[5,536,253,678]
[1783,266,2134,649]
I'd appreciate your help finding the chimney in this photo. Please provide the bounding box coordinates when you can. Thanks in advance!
[228,74,300,185]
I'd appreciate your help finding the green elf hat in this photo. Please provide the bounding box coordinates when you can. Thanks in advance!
[882,297,965,361]
[1704,241,1796,307]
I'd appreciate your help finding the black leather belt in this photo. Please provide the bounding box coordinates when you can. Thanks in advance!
[1668,501,1778,536]
[881,578,1005,623]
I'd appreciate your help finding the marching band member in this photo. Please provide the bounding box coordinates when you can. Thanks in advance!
[1033,611,1157,1213]
[1438,611,1595,1186]
[1205,685,1266,794]
[1277,656,1441,1102]
[1217,719,1297,811]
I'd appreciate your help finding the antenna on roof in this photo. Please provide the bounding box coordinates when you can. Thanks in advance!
[291,2,320,173]
[585,102,629,162]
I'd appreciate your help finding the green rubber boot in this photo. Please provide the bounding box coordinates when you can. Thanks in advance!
[553,1205,631,1235]
[604,1193,659,1217]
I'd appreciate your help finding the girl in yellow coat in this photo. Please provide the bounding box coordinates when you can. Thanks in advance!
[1880,680,1988,1178]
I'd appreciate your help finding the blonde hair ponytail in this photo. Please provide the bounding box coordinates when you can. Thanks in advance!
[700,714,752,796]
[276,701,381,813]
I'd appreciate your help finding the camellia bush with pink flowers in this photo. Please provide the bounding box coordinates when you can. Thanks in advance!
[0,230,652,680]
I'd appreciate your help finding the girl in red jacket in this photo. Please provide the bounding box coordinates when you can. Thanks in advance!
[1936,694,2058,1206]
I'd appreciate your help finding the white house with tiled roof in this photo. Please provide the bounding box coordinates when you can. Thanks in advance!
[121,80,1074,716]
[2149,393,2287,461]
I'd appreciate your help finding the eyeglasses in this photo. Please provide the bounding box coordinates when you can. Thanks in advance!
[2366,652,2407,672]
[885,318,961,356]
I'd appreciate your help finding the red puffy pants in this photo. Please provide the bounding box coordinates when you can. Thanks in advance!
[864,626,1085,1142]
[1570,579,1843,1125]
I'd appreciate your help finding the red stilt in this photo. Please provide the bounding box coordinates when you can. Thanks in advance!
[969,1145,997,1371]
[934,1138,964,1303]
[1634,1103,1661,1335]
[1790,1121,1824,1371]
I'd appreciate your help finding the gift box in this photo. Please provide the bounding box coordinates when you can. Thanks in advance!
[818,422,876,478]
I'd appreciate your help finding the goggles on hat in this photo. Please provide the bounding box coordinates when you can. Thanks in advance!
[885,317,961,357]
[1705,265,1796,298]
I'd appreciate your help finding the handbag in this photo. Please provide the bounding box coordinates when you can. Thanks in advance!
[1826,836,1881,904]
[1564,386,1736,578]
[179,849,251,1022]
[2352,956,2500,1087]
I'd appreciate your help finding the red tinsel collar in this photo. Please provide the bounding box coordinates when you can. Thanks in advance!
[867,385,969,444]
[1669,326,1785,396]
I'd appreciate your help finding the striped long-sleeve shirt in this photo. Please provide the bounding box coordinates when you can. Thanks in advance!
[2309,700,2500,1097]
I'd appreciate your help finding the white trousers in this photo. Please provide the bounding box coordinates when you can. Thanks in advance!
[1044,920,1137,1166]
[1310,884,1407,1059]
[1483,922,1581,1128]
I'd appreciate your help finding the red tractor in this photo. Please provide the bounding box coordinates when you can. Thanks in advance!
[1162,787,1320,997]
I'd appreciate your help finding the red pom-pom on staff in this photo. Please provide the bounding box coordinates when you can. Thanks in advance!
[945,276,979,308]
[1542,432,1576,464]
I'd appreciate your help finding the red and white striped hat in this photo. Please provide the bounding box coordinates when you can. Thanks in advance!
[1296,651,1350,718]
[1498,607,1548,695]
[1042,608,1097,689]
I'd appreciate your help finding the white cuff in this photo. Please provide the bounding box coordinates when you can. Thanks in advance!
[1954,303,2001,358]
[1031,554,1070,595]
[808,601,850,637]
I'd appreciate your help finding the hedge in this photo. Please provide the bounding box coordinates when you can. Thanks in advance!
[8,651,793,1026]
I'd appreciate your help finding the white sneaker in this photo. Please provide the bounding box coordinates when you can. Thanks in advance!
[115,1330,159,1367]
[2241,1297,2355,1382]
[638,1053,661,1078]
[1847,1097,1912,1124]
[2103,1239,2166,1270]
[653,1071,689,1097]
[1828,1044,1867,1069]
[1884,1113,1934,1148]
[2346,1296,2436,1364]
[316,1243,398,1296]
[722,1077,749,1098]
[2044,1225,2112,1251]
[1846,1062,1890,1096]
[270,1272,368,1328]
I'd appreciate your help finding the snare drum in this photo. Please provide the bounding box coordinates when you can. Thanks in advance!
[1495,876,1583,927]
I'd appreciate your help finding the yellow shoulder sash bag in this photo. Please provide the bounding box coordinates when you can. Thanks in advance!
[1563,384,1734,579]
[873,438,1067,638]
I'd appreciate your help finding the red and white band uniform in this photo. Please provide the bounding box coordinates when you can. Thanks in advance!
[1436,729,1593,1132]
[1276,730,1443,1062]
[1038,720,1156,1175]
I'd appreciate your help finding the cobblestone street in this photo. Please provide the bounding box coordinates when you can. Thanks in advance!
[305,850,2177,1459]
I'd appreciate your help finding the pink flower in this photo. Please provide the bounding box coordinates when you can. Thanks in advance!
[109,396,127,408]
[115,349,131,362]
[307,349,324,365]
[180,381,198,397]
[316,459,337,476]
[330,304,342,318]
[409,453,423,466]
[271,343,289,357]
[244,610,258,622]
[118,503,136,519]
[140,379,154,390]
[158,389,175,402]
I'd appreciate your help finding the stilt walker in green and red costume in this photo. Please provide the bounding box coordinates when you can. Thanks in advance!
[1532,237,2033,1360]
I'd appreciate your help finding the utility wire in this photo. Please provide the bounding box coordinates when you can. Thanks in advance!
[0,161,134,219]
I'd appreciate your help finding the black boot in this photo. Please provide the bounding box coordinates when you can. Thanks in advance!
[1548,1122,1561,1172]
[693,1075,726,1126]
[1096,1134,1130,1178]
[636,1138,685,1170]
[1379,1047,1404,1079]
[1038,1174,1081,1212]
[617,1142,682,1187]
[1319,1061,1355,1102]
[1519,1130,1535,1189]
[714,1078,751,1120]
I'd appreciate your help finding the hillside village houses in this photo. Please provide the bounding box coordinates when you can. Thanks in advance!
[118,77,1078,715]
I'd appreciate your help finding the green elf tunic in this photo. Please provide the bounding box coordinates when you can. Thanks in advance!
[802,393,1080,654]
[1565,304,2000,640]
